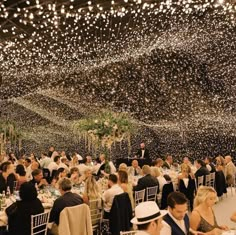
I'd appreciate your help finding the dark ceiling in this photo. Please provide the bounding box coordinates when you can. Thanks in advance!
[0,0,236,155]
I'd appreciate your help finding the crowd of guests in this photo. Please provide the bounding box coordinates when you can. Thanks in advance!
[0,143,236,235]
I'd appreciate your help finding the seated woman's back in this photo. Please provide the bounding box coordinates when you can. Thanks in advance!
[6,182,44,235]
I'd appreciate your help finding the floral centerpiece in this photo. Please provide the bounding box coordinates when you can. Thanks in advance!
[72,110,135,153]
[0,120,22,154]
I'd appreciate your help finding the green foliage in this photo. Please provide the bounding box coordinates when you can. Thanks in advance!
[72,110,136,149]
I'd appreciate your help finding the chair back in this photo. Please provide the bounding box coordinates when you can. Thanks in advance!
[13,180,18,192]
[89,199,103,233]
[160,182,174,209]
[120,231,136,235]
[31,211,50,235]
[146,186,158,201]
[196,176,204,188]
[210,172,215,188]
[134,189,145,207]
[59,204,92,235]
[205,174,211,186]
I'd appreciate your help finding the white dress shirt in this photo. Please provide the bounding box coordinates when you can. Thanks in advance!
[160,211,187,235]
[102,184,124,212]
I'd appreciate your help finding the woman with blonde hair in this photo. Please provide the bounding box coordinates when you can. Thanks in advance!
[117,170,134,209]
[190,186,228,234]
[83,175,101,204]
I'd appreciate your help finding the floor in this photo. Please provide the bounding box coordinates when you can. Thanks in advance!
[214,188,236,229]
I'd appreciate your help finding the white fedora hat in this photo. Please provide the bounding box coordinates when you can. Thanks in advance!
[131,201,167,225]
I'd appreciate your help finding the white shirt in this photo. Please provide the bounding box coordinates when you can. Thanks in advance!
[58,162,69,172]
[102,184,123,212]
[141,149,145,158]
[160,211,187,235]
[135,231,150,235]
[25,165,32,181]
[47,161,59,174]
[40,157,52,169]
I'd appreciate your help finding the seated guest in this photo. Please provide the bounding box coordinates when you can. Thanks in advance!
[224,155,236,186]
[194,159,210,185]
[133,165,159,193]
[190,186,228,234]
[161,191,194,235]
[151,167,167,203]
[118,163,128,172]
[162,155,173,170]
[96,154,116,178]
[51,167,67,189]
[49,177,84,226]
[0,161,16,193]
[6,182,44,235]
[30,169,48,189]
[83,175,101,204]
[102,174,123,219]
[131,201,167,235]
[15,164,27,190]
[128,159,142,176]
[69,153,80,169]
[47,155,60,175]
[39,152,52,169]
[153,158,164,174]
[118,170,134,209]
[69,167,81,186]
[204,157,216,173]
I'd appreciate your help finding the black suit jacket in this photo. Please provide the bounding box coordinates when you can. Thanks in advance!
[162,161,171,169]
[6,198,44,235]
[49,191,83,225]
[133,174,159,193]
[136,148,150,159]
[109,193,132,235]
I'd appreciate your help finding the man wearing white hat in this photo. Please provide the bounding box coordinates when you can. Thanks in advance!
[131,201,167,235]
[160,191,201,235]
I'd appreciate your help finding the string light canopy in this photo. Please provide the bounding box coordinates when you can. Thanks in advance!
[0,0,235,99]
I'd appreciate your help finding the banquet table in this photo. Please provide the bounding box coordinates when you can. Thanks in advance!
[116,158,152,168]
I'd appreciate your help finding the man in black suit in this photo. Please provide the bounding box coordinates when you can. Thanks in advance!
[49,177,83,226]
[162,155,173,169]
[136,142,150,159]
[133,165,159,193]
[194,159,210,185]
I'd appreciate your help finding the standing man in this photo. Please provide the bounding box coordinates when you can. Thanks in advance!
[160,192,200,235]
[136,142,150,159]
[131,201,167,235]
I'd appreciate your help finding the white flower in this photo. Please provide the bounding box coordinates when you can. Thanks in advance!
[104,121,109,126]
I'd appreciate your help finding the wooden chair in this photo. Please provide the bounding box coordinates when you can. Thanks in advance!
[134,189,145,207]
[146,186,158,202]
[205,174,211,186]
[31,211,50,235]
[210,172,215,188]
[120,231,136,235]
[196,176,204,189]
[89,199,103,235]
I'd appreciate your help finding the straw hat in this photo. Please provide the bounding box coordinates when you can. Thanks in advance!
[131,201,167,225]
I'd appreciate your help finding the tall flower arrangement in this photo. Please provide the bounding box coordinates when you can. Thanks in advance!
[72,111,135,153]
[0,121,22,154]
